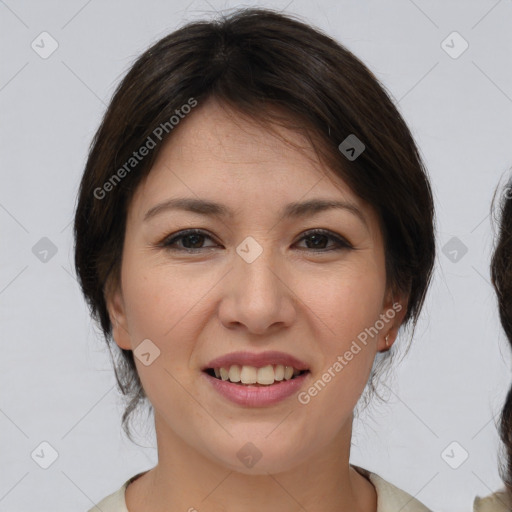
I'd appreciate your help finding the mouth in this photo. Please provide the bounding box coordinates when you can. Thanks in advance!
[204,365,310,386]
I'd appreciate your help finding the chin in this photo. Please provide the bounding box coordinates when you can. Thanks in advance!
[204,437,309,476]
[224,454,302,476]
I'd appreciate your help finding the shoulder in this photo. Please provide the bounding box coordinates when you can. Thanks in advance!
[86,484,128,512]
[473,489,511,512]
[86,472,147,512]
[352,465,433,512]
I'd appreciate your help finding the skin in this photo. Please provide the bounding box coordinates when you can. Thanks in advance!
[107,97,407,512]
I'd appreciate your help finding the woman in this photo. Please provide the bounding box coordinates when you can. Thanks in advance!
[473,181,512,512]
[74,8,436,511]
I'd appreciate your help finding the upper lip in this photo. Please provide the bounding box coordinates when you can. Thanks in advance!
[203,351,309,371]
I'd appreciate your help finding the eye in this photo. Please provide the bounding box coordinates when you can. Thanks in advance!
[295,229,353,251]
[159,229,218,252]
[158,228,353,253]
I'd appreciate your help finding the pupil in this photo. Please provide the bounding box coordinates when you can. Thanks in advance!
[184,234,203,249]
[307,234,327,249]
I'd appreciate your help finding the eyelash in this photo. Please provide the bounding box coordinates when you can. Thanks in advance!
[158,228,353,253]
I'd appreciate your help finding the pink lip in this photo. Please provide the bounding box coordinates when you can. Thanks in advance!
[202,371,310,407]
[203,350,310,371]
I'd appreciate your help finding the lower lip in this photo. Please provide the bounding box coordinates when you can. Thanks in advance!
[203,371,310,407]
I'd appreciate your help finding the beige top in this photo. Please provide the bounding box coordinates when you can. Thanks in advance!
[473,488,511,512]
[87,465,433,512]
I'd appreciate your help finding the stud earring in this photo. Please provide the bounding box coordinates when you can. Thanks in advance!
[385,334,389,348]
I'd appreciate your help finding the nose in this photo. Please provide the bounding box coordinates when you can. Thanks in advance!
[218,246,296,335]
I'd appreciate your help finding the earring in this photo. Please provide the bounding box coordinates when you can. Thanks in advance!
[385,334,389,348]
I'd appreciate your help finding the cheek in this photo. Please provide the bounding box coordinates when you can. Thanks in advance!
[298,268,385,400]
[119,258,219,391]
[121,265,200,412]
[302,264,386,343]
[121,257,202,342]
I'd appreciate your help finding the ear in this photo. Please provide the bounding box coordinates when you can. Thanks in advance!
[377,289,408,353]
[105,279,132,351]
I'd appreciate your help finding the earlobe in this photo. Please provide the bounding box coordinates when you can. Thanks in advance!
[106,287,132,351]
[378,294,408,352]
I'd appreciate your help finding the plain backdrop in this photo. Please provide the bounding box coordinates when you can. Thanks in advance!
[1,1,511,511]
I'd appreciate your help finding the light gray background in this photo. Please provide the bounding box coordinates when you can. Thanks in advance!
[1,1,511,511]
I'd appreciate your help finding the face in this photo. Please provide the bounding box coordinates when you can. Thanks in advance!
[107,98,405,475]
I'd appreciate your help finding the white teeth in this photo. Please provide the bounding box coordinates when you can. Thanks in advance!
[212,364,304,385]
[274,364,285,381]
[257,365,275,385]
[240,365,258,384]
[228,364,241,382]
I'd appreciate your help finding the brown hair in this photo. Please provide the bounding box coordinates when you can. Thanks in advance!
[491,178,512,499]
[73,7,435,441]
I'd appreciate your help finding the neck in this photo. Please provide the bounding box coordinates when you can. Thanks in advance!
[126,412,376,512]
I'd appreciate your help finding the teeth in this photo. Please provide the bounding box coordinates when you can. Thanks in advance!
[212,364,304,385]
[228,364,241,383]
[240,365,257,384]
[257,365,275,385]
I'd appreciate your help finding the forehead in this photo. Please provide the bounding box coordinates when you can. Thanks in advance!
[129,98,373,225]
[162,99,324,176]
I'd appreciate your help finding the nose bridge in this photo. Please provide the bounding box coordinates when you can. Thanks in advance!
[222,235,294,333]
[235,235,280,303]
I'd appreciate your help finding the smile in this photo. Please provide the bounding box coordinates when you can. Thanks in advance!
[201,350,311,406]
[205,364,308,386]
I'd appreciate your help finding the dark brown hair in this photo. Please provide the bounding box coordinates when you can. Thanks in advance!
[491,178,512,499]
[73,7,436,441]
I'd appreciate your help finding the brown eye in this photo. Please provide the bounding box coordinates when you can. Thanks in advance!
[161,229,218,252]
[295,229,353,251]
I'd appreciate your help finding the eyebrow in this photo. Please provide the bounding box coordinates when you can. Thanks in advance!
[143,197,367,226]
